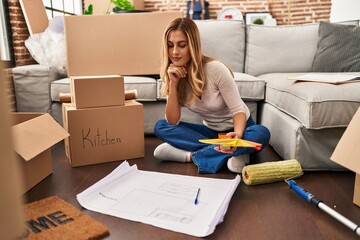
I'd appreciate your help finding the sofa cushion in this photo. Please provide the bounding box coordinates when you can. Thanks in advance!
[13,64,62,113]
[195,20,245,73]
[157,73,265,101]
[245,24,319,76]
[312,21,360,72]
[51,78,70,101]
[259,102,346,170]
[123,76,158,101]
[50,76,159,102]
[233,73,264,101]
[261,72,360,129]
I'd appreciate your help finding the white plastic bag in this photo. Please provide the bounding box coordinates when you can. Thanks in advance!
[25,16,67,75]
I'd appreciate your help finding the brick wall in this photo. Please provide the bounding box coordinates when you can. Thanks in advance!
[7,0,36,67]
[145,0,331,25]
[5,0,331,68]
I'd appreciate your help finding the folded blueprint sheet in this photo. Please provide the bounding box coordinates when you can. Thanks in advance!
[77,161,240,237]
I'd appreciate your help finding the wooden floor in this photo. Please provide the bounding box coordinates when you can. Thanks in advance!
[25,136,360,240]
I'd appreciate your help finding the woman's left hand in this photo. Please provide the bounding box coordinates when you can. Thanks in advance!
[213,132,243,154]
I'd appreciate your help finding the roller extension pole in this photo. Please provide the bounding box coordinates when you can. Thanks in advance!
[286,180,360,237]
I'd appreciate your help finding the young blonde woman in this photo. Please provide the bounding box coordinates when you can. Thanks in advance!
[154,18,270,174]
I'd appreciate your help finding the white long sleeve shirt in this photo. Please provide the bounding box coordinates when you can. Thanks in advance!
[186,60,250,131]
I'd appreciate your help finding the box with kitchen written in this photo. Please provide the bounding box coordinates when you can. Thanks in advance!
[62,100,144,167]
[331,106,360,207]
[71,75,125,109]
[11,113,69,193]
[64,11,182,76]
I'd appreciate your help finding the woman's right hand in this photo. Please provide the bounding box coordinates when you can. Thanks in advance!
[167,64,187,86]
[165,64,185,124]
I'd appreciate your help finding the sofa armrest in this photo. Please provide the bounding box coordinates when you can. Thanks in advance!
[12,64,66,113]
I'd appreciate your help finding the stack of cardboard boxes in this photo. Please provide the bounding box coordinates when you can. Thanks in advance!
[63,75,144,167]
[16,4,182,172]
[59,12,182,167]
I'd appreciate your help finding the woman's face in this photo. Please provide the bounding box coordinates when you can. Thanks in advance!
[167,30,191,67]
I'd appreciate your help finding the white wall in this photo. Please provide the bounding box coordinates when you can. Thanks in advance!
[330,0,360,22]
[0,1,10,61]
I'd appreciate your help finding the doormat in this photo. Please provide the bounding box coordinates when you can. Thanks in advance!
[23,196,109,240]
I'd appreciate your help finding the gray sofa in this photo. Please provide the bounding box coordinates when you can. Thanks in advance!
[13,19,360,171]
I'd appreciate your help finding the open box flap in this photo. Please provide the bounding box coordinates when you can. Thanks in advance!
[19,0,48,35]
[11,114,69,161]
[331,106,360,174]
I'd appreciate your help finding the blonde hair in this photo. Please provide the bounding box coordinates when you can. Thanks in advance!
[160,18,214,106]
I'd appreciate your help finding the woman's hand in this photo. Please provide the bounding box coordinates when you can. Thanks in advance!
[213,132,243,154]
[214,146,237,154]
[165,64,186,124]
[226,132,243,139]
[167,64,187,86]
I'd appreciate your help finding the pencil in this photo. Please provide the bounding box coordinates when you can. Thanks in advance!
[194,188,200,205]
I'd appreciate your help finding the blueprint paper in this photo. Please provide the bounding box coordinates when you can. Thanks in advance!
[77,161,240,237]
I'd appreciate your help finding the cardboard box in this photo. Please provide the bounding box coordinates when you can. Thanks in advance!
[62,100,144,167]
[19,0,48,35]
[354,174,360,206]
[11,113,69,193]
[0,59,24,239]
[331,106,360,207]
[71,75,125,109]
[64,11,182,76]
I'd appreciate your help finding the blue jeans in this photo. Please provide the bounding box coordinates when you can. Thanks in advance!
[154,116,271,174]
